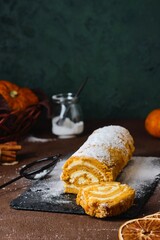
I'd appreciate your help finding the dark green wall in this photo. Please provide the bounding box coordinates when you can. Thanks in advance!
[0,0,160,120]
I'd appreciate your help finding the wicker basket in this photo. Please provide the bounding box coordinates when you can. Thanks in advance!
[0,90,51,143]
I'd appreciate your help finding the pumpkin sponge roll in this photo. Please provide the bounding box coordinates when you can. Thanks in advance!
[61,125,135,194]
[76,182,135,218]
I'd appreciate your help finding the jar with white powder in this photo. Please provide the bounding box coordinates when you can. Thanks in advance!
[52,93,84,138]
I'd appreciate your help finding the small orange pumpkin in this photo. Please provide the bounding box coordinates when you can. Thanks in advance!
[145,109,160,137]
[0,80,39,112]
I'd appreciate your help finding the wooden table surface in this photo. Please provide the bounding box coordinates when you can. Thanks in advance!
[0,119,160,240]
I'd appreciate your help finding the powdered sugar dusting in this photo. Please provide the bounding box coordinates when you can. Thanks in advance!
[73,125,134,164]
[30,159,65,201]
[119,157,160,182]
[33,169,49,179]
[89,126,133,147]
[118,156,160,198]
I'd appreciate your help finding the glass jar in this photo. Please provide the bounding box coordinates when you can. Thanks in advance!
[52,93,84,138]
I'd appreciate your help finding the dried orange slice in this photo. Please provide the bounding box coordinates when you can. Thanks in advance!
[118,218,160,240]
[144,212,160,219]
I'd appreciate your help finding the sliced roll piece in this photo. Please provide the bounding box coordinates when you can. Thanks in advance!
[61,125,135,194]
[76,182,135,218]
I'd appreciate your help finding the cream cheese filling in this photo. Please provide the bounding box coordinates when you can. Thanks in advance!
[68,160,97,169]
[67,160,108,180]
[69,170,98,183]
[89,188,129,201]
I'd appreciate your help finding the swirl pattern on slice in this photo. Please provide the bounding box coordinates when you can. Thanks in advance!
[76,182,135,218]
[61,125,135,194]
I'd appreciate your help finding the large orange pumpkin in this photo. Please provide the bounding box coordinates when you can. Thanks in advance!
[145,109,160,137]
[0,80,39,112]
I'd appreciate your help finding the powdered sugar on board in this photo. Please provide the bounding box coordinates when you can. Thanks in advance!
[30,159,66,200]
[119,156,160,183]
[10,156,160,218]
[117,156,160,199]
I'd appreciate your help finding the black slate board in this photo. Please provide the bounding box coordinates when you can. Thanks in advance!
[10,156,160,219]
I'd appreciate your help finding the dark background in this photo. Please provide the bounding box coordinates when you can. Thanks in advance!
[0,0,160,120]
